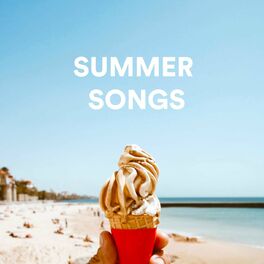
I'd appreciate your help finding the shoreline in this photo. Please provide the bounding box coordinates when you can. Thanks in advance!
[0,202,264,263]
[2,201,264,248]
[2,201,264,246]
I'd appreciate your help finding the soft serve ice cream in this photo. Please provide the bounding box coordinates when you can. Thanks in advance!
[99,145,161,264]
[100,144,160,219]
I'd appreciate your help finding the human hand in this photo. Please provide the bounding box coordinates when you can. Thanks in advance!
[88,230,170,264]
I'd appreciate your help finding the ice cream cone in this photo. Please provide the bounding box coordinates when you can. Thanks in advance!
[100,145,161,264]
[109,213,159,229]
[109,214,159,264]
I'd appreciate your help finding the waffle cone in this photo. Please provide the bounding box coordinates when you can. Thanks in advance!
[109,214,159,229]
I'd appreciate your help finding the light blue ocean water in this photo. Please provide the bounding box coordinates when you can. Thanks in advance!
[160,207,264,247]
[159,198,264,247]
[66,197,264,247]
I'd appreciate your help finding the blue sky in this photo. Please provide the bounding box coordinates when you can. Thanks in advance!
[0,1,263,197]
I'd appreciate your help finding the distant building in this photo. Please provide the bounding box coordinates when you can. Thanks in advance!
[0,167,17,202]
[0,167,38,202]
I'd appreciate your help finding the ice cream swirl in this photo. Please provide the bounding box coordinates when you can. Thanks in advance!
[100,145,161,218]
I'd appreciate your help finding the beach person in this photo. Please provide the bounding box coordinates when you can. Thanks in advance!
[88,230,170,264]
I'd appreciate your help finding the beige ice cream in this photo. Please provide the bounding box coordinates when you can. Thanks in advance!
[100,145,161,221]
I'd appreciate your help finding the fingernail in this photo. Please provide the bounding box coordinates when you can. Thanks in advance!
[152,256,165,264]
[99,233,104,247]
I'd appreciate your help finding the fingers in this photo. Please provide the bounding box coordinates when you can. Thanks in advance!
[150,254,170,264]
[150,231,170,263]
[154,230,169,250]
[100,231,118,264]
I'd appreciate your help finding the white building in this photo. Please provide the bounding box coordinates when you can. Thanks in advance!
[0,168,17,202]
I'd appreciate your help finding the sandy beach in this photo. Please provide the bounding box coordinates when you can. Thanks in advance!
[0,202,263,264]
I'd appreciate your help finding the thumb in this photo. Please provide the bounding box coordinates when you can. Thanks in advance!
[100,231,118,264]
[150,254,170,264]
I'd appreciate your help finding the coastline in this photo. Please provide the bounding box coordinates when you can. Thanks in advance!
[0,202,264,264]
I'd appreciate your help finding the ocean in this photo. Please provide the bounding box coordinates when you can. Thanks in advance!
[67,197,264,247]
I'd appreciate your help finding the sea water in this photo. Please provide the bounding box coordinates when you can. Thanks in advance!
[159,198,264,247]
